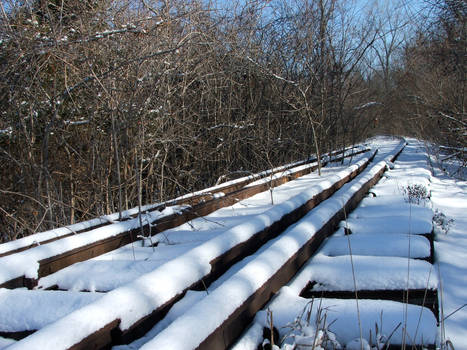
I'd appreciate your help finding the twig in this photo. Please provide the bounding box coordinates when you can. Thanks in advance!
[443,303,467,322]
[344,203,364,350]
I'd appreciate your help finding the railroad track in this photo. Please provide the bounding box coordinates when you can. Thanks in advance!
[0,146,368,289]
[0,140,438,349]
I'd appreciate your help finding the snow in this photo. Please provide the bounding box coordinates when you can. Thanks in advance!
[0,337,15,349]
[319,233,431,258]
[349,198,433,218]
[354,101,381,110]
[229,323,264,350]
[0,217,108,256]
[113,290,206,350]
[136,137,463,350]
[253,288,437,346]
[63,119,89,126]
[345,338,371,350]
[340,215,432,235]
[0,289,101,332]
[3,137,466,349]
[232,138,442,349]
[366,138,467,349]
[0,207,190,284]
[0,127,12,136]
[297,253,437,292]
[37,243,199,292]
[431,175,467,348]
[0,211,159,283]
[0,203,170,256]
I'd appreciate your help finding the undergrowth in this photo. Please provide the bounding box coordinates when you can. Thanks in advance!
[260,303,402,350]
[401,183,454,234]
[432,209,454,235]
[401,184,430,205]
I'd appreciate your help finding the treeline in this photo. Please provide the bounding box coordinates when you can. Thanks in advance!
[365,0,466,149]
[0,0,464,242]
[400,0,466,148]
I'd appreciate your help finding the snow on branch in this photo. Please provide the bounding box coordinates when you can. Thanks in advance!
[0,127,13,136]
[245,56,297,85]
[354,101,382,110]
[207,123,254,131]
[215,171,253,185]
[438,111,467,127]
[64,120,90,126]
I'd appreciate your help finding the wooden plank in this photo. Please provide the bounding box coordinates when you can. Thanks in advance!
[0,330,35,341]
[37,230,137,278]
[0,223,112,258]
[0,276,37,289]
[68,319,121,350]
[299,285,439,321]
[421,232,435,264]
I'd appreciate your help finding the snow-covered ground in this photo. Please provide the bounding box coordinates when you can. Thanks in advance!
[1,137,466,350]
[0,289,101,333]
[430,162,467,348]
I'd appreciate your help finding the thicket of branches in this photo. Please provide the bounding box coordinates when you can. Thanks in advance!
[0,0,464,242]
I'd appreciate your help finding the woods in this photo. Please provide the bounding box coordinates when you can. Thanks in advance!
[0,0,465,242]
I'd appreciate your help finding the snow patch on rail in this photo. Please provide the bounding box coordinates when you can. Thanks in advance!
[0,203,166,256]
